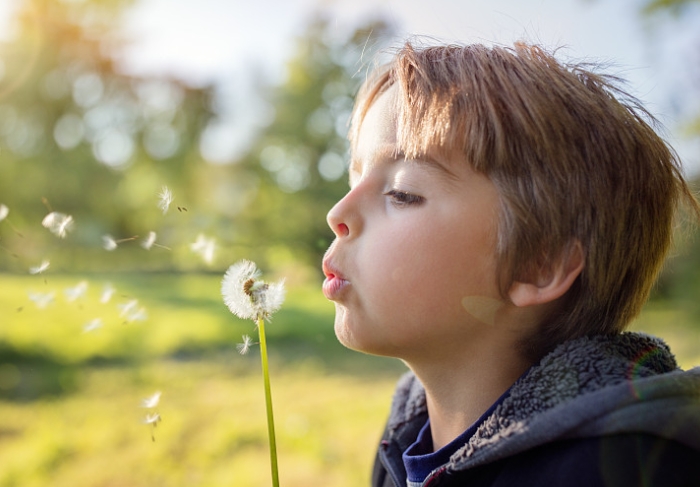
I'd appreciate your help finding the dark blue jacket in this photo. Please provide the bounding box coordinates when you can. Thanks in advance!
[372,333,700,487]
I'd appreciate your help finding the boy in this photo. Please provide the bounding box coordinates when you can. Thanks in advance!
[322,42,700,486]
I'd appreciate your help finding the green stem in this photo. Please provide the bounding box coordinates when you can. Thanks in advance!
[257,317,279,487]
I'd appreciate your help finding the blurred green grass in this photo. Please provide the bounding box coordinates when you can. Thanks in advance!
[0,272,698,487]
[1,272,376,366]
[0,359,400,487]
[0,271,405,487]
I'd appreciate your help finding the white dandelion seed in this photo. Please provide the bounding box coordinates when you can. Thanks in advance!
[236,334,254,355]
[82,318,103,333]
[42,212,74,238]
[29,259,50,274]
[125,306,148,322]
[100,283,115,304]
[118,299,139,318]
[28,291,55,309]
[190,233,216,264]
[141,391,161,409]
[144,411,162,442]
[158,186,173,214]
[221,260,285,322]
[0,204,22,237]
[143,412,161,425]
[141,231,156,250]
[64,280,88,302]
[102,234,118,251]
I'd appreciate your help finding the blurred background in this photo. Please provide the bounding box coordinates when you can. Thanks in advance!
[0,0,699,485]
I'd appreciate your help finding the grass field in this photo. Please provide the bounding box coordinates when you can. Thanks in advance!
[0,272,698,486]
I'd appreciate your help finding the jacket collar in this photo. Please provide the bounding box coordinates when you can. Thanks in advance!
[385,332,700,475]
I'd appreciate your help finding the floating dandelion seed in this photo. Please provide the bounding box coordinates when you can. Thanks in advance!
[102,235,138,250]
[100,283,115,304]
[64,281,88,302]
[125,307,148,322]
[140,231,170,251]
[29,259,50,275]
[118,299,147,322]
[237,334,254,355]
[82,318,103,333]
[141,392,162,441]
[158,186,173,214]
[142,231,156,250]
[144,412,161,424]
[143,412,162,442]
[102,235,118,251]
[141,391,162,409]
[42,212,74,238]
[0,204,23,237]
[118,299,138,316]
[190,233,216,264]
[28,291,55,309]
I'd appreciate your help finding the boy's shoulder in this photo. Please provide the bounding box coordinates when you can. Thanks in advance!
[379,332,700,485]
[445,433,700,487]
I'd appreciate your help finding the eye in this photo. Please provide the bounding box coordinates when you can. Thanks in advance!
[384,189,425,208]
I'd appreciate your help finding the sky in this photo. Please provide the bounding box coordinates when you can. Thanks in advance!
[1,0,699,171]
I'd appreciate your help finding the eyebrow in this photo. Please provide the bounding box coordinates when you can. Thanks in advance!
[350,145,461,183]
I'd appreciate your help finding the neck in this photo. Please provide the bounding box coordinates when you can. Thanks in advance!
[408,338,532,451]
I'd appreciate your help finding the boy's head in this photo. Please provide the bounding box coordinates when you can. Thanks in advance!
[346,41,698,359]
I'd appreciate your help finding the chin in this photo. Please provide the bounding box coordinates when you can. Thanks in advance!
[333,315,395,358]
[333,313,357,350]
[333,312,367,353]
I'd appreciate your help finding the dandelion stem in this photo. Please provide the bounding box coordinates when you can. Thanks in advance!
[257,317,279,487]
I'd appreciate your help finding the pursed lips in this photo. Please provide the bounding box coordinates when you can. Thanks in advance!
[322,258,350,301]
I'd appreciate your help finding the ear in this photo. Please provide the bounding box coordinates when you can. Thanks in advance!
[508,241,584,308]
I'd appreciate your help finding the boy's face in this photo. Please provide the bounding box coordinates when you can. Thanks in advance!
[323,85,505,362]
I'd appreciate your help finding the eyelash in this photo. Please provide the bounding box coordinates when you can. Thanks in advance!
[384,189,425,208]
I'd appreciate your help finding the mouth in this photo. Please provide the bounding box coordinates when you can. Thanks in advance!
[322,259,350,301]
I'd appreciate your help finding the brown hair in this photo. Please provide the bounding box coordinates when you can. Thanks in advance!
[349,41,699,360]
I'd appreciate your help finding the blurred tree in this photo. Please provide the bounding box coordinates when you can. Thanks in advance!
[643,0,700,14]
[231,16,393,273]
[0,0,214,271]
[641,0,700,139]
[639,0,700,312]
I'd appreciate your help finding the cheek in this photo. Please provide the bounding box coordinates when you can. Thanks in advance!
[363,228,430,287]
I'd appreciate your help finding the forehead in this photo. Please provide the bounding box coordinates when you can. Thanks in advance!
[352,85,400,166]
[350,84,463,180]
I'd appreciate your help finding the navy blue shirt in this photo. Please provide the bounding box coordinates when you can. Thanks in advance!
[402,388,512,485]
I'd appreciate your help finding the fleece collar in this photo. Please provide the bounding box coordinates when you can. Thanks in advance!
[386,332,700,473]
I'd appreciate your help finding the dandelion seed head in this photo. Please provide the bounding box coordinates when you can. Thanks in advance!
[102,235,118,251]
[158,186,173,214]
[142,231,156,250]
[65,281,88,302]
[0,204,8,222]
[29,259,50,275]
[237,334,253,355]
[42,212,74,238]
[82,318,103,333]
[221,260,285,321]
[263,280,286,314]
[141,391,161,408]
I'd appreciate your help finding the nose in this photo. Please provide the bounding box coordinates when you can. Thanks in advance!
[326,192,355,238]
